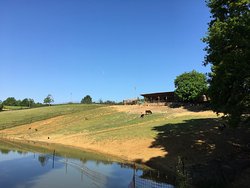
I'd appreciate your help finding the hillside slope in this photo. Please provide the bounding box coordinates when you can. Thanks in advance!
[0,104,216,162]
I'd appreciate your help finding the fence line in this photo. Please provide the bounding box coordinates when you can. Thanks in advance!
[44,152,107,187]
[41,151,175,188]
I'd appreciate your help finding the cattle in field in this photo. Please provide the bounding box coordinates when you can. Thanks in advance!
[145,110,152,115]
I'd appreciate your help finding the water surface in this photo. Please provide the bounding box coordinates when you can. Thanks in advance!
[0,140,174,188]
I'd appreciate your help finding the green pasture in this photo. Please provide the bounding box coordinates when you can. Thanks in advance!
[0,104,104,130]
[3,106,30,110]
[0,103,218,144]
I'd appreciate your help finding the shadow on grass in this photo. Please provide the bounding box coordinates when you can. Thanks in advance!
[146,118,250,188]
[167,102,211,112]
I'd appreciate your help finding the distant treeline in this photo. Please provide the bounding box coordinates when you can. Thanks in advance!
[0,97,44,109]
[97,99,123,105]
[80,95,122,105]
[0,96,123,111]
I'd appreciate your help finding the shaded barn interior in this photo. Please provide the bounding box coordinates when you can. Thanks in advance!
[141,92,175,103]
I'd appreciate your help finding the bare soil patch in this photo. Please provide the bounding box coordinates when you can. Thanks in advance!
[0,105,215,163]
[111,104,214,117]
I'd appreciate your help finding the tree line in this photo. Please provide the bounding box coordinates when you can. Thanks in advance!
[0,94,55,111]
[80,95,122,105]
[0,97,43,108]
[0,94,121,111]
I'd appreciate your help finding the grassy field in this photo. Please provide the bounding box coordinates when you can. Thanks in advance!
[0,104,103,130]
[0,104,219,165]
[0,104,249,187]
[3,105,30,111]
[0,104,215,142]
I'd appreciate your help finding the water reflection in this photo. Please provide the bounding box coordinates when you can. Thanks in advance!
[0,148,10,154]
[38,155,49,167]
[0,140,174,188]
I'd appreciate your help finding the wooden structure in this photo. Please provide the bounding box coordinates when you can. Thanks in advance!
[141,92,175,103]
[123,98,138,105]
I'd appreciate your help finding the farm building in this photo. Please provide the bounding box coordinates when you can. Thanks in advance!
[141,92,175,103]
[123,98,138,105]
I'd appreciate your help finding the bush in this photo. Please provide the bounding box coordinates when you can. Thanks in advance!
[81,95,92,104]
[174,70,208,102]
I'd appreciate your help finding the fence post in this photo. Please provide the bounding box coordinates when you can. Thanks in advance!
[52,150,55,168]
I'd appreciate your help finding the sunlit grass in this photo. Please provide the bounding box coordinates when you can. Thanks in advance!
[3,106,30,110]
[0,104,104,130]
[0,104,218,147]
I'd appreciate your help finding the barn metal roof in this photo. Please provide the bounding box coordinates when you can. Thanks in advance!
[140,91,174,97]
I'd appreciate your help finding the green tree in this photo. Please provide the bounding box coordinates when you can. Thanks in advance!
[20,98,35,107]
[203,0,250,126]
[81,95,92,104]
[16,100,21,106]
[0,100,3,111]
[43,94,54,106]
[174,70,208,102]
[3,97,17,106]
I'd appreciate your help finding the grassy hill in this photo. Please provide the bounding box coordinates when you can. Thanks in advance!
[0,104,219,163]
[1,104,249,187]
[0,104,103,130]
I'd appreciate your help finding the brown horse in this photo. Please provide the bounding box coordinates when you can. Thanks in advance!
[145,110,152,115]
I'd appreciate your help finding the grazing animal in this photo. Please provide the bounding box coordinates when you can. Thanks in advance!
[140,114,145,118]
[145,110,152,115]
[48,137,50,139]
[35,129,38,131]
[29,127,31,130]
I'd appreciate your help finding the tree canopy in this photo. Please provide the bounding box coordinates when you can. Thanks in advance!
[174,70,208,102]
[203,0,250,126]
[43,94,54,106]
[20,98,35,107]
[3,97,17,106]
[0,101,3,111]
[81,95,92,104]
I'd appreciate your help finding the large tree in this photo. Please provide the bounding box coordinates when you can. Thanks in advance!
[81,95,92,104]
[0,100,3,111]
[174,70,208,102]
[43,94,54,106]
[203,0,250,126]
[20,98,35,107]
[3,97,17,106]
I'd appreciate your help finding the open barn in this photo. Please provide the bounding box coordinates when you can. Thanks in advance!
[141,92,176,104]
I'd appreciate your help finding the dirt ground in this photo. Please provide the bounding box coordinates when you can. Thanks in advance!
[112,104,187,114]
[0,127,166,162]
[1,105,249,187]
[0,105,214,162]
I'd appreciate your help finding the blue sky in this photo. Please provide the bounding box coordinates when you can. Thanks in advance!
[0,0,211,103]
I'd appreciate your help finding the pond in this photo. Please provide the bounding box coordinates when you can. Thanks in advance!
[0,139,174,188]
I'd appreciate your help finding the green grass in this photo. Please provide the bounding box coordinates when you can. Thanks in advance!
[87,115,215,142]
[0,103,217,142]
[51,107,166,138]
[3,106,30,110]
[0,104,104,130]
